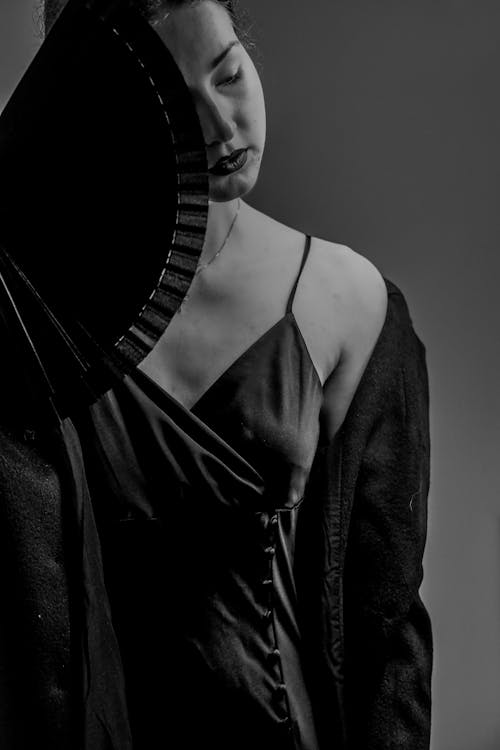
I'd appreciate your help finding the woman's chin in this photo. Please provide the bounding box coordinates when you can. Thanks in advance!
[207,163,260,203]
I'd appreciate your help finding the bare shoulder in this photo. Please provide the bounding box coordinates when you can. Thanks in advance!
[308,237,388,437]
[303,236,387,358]
[249,208,388,436]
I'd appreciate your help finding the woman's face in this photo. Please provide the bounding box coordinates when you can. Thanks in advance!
[153,1,266,202]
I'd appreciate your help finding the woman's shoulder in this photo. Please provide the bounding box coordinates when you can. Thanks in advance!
[247,206,388,355]
[311,236,387,315]
[303,236,389,436]
[305,236,388,361]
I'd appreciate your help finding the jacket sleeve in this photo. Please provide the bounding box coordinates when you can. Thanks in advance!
[341,308,433,750]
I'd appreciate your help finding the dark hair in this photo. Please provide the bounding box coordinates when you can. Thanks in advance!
[39,0,256,52]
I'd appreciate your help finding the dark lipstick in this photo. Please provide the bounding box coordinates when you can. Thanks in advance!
[209,148,248,176]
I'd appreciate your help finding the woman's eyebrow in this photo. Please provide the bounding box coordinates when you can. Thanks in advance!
[210,40,240,71]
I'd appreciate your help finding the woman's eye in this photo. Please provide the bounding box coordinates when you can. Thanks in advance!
[218,70,242,87]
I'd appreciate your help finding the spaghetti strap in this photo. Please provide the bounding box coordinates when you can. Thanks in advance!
[286,234,312,314]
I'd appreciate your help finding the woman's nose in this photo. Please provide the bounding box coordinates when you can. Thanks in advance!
[197,95,235,147]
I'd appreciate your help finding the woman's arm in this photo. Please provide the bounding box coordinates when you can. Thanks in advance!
[319,247,388,440]
[297,278,432,749]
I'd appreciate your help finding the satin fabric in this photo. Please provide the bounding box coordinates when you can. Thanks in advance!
[0,245,267,748]
[0,256,432,750]
[0,241,432,749]
[70,235,325,749]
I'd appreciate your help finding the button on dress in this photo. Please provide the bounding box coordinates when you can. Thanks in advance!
[82,235,325,749]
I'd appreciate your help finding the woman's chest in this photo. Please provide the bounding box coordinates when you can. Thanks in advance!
[137,243,344,412]
[188,313,324,500]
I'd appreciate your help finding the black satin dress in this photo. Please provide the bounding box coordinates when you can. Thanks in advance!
[82,235,325,749]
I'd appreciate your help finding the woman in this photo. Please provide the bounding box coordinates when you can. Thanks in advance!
[136,0,388,429]
[0,0,431,748]
[126,1,394,744]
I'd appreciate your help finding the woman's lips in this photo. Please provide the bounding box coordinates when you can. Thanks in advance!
[208,148,248,175]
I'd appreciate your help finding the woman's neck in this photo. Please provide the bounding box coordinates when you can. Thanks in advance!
[201,198,241,265]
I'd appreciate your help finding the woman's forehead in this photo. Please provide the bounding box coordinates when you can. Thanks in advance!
[153,1,238,72]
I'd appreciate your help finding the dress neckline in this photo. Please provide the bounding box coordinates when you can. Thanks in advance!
[190,310,323,414]
[134,233,322,415]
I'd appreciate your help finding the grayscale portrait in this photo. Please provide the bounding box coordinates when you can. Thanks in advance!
[0,2,497,749]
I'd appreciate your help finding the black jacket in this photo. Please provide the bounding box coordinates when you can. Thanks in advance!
[297,277,432,749]
[0,274,431,749]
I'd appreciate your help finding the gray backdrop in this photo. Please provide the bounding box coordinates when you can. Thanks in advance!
[1,1,499,748]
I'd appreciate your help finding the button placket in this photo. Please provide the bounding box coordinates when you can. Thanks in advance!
[263,511,276,617]
[257,510,295,731]
[267,647,281,663]
[262,551,275,622]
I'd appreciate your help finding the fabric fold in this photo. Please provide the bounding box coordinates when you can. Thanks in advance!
[0,242,267,748]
